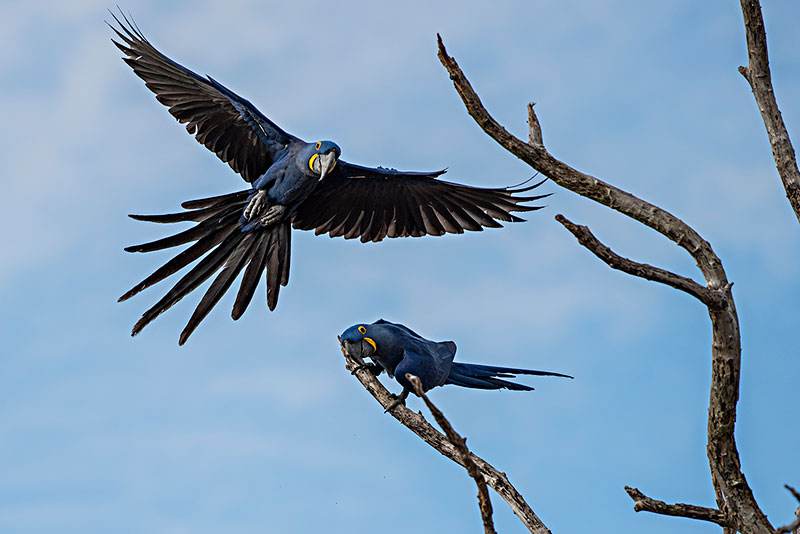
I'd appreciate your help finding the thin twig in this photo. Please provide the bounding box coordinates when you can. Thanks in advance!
[406,374,496,534]
[624,486,731,527]
[738,0,800,223]
[786,484,800,504]
[436,34,774,534]
[340,344,552,534]
[555,214,727,308]
[776,484,800,534]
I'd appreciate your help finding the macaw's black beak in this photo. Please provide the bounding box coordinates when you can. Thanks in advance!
[339,337,376,362]
[318,151,337,180]
[360,337,376,359]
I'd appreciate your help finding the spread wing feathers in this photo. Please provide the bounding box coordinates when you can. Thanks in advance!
[292,164,549,243]
[119,190,291,345]
[108,10,296,183]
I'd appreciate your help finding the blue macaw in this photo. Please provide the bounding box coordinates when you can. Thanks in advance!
[109,13,549,345]
[339,320,572,410]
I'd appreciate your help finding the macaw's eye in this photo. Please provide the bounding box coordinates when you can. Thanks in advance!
[315,141,322,150]
[357,325,367,334]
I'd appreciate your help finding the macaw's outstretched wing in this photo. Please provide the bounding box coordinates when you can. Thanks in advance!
[291,161,549,242]
[108,11,298,183]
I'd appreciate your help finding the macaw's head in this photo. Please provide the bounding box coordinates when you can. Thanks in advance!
[306,140,341,180]
[338,323,377,360]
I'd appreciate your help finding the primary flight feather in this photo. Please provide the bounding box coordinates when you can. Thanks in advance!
[109,12,549,345]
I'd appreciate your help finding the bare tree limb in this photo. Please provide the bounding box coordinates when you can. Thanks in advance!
[786,484,800,504]
[340,344,552,534]
[436,34,774,534]
[554,214,727,308]
[406,374,496,534]
[776,484,800,534]
[776,515,800,534]
[738,0,800,223]
[624,486,731,527]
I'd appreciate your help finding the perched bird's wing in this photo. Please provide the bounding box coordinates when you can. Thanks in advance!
[292,162,549,242]
[396,346,454,391]
[373,319,426,340]
[108,11,298,183]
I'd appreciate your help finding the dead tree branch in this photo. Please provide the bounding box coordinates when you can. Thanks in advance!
[436,34,774,533]
[554,214,727,308]
[406,374,496,534]
[738,0,800,223]
[776,484,800,534]
[340,344,552,534]
[624,486,731,527]
[527,102,544,146]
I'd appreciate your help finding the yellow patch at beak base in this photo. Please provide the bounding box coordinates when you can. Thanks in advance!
[308,153,319,173]
[363,337,377,351]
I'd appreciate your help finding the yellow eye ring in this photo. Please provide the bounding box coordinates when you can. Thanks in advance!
[357,325,367,334]
[315,141,322,150]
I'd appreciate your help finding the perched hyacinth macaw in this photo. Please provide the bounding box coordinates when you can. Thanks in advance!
[109,13,549,345]
[339,320,572,410]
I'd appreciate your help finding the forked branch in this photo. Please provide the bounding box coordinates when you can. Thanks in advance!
[406,374,496,534]
[436,34,774,533]
[340,344,552,534]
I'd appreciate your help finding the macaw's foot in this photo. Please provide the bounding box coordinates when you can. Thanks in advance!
[351,362,384,376]
[258,204,287,227]
[384,388,410,413]
[243,190,267,220]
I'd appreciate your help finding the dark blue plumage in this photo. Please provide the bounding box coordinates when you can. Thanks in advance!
[339,320,571,408]
[109,12,549,344]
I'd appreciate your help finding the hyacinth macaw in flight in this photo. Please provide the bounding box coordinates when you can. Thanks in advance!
[109,12,549,345]
[339,320,572,411]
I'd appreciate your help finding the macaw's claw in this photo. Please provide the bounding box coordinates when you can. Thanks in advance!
[351,362,383,376]
[384,389,410,413]
[258,204,287,227]
[243,190,267,220]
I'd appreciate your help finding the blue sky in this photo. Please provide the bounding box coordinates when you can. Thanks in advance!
[1,1,798,532]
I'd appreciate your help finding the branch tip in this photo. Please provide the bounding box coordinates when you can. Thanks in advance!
[527,102,544,146]
[555,215,726,309]
[624,486,730,527]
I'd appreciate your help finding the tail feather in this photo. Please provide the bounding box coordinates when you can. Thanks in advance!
[129,204,231,224]
[231,233,270,320]
[181,190,250,210]
[119,224,234,302]
[445,373,534,391]
[124,207,243,252]
[131,228,244,337]
[446,362,572,391]
[455,362,573,379]
[122,189,292,343]
[265,223,291,311]
[179,234,257,345]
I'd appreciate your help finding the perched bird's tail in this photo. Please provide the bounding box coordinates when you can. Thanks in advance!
[445,362,573,391]
[118,190,291,345]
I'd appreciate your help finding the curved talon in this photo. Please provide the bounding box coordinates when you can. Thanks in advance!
[351,362,383,376]
[384,389,410,413]
[259,204,287,227]
[243,190,267,220]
